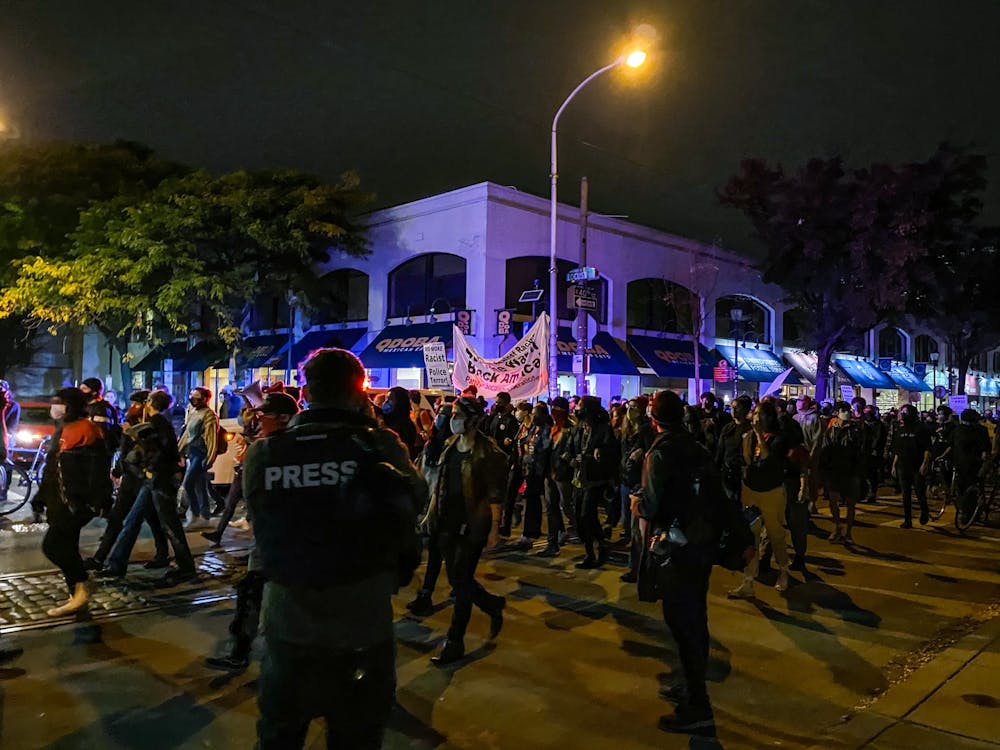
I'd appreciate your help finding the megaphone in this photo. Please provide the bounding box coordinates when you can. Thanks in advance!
[237,381,265,408]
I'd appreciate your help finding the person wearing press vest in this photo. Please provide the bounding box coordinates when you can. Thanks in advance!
[245,348,425,749]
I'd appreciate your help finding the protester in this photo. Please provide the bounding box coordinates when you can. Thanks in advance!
[382,385,418,458]
[178,386,220,529]
[618,396,654,581]
[569,396,618,569]
[949,409,992,524]
[890,404,933,527]
[510,403,552,551]
[541,396,577,555]
[818,401,866,544]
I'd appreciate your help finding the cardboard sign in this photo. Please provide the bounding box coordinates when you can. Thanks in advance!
[840,385,855,401]
[422,342,452,390]
[948,394,969,413]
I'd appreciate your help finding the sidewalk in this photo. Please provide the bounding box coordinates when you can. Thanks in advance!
[811,606,1000,749]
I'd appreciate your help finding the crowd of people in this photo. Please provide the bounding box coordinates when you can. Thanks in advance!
[2,360,999,744]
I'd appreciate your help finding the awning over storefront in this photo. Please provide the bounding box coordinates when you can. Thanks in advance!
[715,345,801,384]
[131,342,187,373]
[626,335,716,379]
[278,327,368,370]
[980,377,999,398]
[783,350,845,384]
[357,322,453,369]
[236,334,289,369]
[887,362,932,392]
[834,356,894,389]
[172,340,229,372]
[554,328,639,376]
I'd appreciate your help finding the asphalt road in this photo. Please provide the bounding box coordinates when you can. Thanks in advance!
[1,491,999,749]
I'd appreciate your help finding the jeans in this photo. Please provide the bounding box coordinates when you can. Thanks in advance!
[108,483,195,574]
[42,500,93,592]
[438,530,504,643]
[784,476,808,560]
[182,446,213,519]
[257,638,395,750]
[661,563,713,710]
[211,465,244,536]
[95,474,167,564]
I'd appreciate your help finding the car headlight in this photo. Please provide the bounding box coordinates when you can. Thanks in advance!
[15,429,37,445]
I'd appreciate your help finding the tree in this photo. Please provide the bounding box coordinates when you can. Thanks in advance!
[719,144,989,401]
[0,140,185,376]
[0,167,372,383]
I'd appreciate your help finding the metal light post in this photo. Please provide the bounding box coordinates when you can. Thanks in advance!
[930,350,940,408]
[548,49,646,399]
[729,307,749,400]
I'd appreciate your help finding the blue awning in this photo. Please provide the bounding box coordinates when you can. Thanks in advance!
[980,378,1000,398]
[715,345,801,384]
[237,334,289,369]
[554,328,639,376]
[131,342,187,373]
[172,340,229,372]
[834,357,895,389]
[280,328,368,370]
[888,362,932,392]
[626,335,717,379]
[357,322,453,369]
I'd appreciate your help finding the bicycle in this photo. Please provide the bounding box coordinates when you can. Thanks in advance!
[0,457,34,516]
[925,457,953,521]
[955,464,998,532]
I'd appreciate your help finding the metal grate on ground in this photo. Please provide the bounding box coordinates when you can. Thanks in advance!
[0,548,250,633]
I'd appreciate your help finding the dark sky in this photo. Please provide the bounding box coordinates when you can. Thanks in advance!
[3,1,1000,254]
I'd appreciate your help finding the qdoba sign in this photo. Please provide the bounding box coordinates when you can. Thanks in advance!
[452,314,550,399]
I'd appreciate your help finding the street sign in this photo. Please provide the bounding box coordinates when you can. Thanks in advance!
[572,352,586,375]
[566,266,599,283]
[877,358,892,372]
[518,289,544,303]
[568,284,598,311]
[913,362,928,377]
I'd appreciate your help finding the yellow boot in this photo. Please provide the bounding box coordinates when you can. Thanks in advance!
[47,582,90,617]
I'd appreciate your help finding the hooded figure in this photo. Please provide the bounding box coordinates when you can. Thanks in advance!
[382,386,418,457]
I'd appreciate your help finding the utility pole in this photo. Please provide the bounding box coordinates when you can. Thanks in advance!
[574,177,590,396]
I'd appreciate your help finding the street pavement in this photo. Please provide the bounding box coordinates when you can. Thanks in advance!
[0,490,999,749]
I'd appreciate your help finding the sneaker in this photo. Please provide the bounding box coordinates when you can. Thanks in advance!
[574,556,599,569]
[205,654,250,671]
[154,569,197,588]
[775,568,790,593]
[405,591,434,617]
[143,557,170,570]
[658,703,715,734]
[900,520,913,529]
[535,545,560,558]
[510,535,533,551]
[82,557,104,572]
[919,510,930,525]
[789,555,806,572]
[828,528,844,543]
[431,638,465,665]
[843,533,855,546]
[727,580,755,600]
[619,571,638,583]
[488,597,506,639]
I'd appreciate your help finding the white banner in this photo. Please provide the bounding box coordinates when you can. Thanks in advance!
[422,342,452,390]
[452,314,549,399]
[760,367,795,399]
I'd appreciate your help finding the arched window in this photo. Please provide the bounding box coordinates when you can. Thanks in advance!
[388,253,466,318]
[310,269,369,325]
[913,334,939,364]
[878,327,905,361]
[714,296,771,344]
[504,256,607,323]
[782,309,803,345]
[626,278,694,333]
[249,294,291,330]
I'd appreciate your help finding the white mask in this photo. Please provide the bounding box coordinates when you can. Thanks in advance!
[50,404,67,421]
[838,410,851,421]
[450,417,467,435]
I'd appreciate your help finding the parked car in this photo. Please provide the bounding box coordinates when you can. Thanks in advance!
[7,400,56,463]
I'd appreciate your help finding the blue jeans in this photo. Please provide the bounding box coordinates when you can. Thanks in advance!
[183,447,212,519]
[108,483,195,574]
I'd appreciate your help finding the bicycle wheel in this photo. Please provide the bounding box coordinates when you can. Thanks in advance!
[955,487,983,531]
[926,475,949,520]
[0,461,34,516]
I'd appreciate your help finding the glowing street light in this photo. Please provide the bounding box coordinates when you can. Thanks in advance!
[547,47,647,398]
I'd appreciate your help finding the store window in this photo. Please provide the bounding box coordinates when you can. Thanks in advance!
[504,256,607,324]
[913,334,939,364]
[626,278,694,333]
[714,296,771,344]
[878,327,906,361]
[311,269,369,324]
[387,253,466,318]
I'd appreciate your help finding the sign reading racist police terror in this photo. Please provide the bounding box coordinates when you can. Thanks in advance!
[452,314,550,399]
[422,341,452,390]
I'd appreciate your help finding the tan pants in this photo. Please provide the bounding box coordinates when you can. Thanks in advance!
[742,484,789,575]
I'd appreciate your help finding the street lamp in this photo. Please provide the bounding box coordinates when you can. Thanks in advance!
[548,48,646,398]
[729,307,751,399]
[930,350,940,408]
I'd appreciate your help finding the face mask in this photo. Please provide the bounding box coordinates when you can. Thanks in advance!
[838,410,851,421]
[450,417,466,435]
[381,401,393,415]
[514,411,525,423]
[50,404,67,421]
[189,398,202,408]
[434,413,448,431]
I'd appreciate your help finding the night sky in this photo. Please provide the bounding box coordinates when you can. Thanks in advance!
[3,1,1000,254]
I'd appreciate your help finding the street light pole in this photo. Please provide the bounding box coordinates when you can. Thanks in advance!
[548,50,646,399]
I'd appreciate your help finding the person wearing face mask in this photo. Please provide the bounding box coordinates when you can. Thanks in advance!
[38,387,112,616]
[177,386,220,530]
[860,404,887,504]
[407,402,453,616]
[498,401,533,540]
[422,397,507,665]
[245,349,424,748]
[817,401,866,544]
[509,403,553,551]
[381,386,418,459]
[568,396,619,569]
[85,390,169,572]
[617,396,654,580]
[890,404,932,528]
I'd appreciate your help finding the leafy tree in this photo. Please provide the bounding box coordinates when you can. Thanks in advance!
[0,140,185,376]
[719,144,991,401]
[0,167,372,383]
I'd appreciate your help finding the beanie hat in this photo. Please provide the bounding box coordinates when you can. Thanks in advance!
[495,391,512,405]
[649,390,684,425]
[129,389,151,404]
[550,396,570,411]
[259,392,301,417]
[81,377,104,395]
